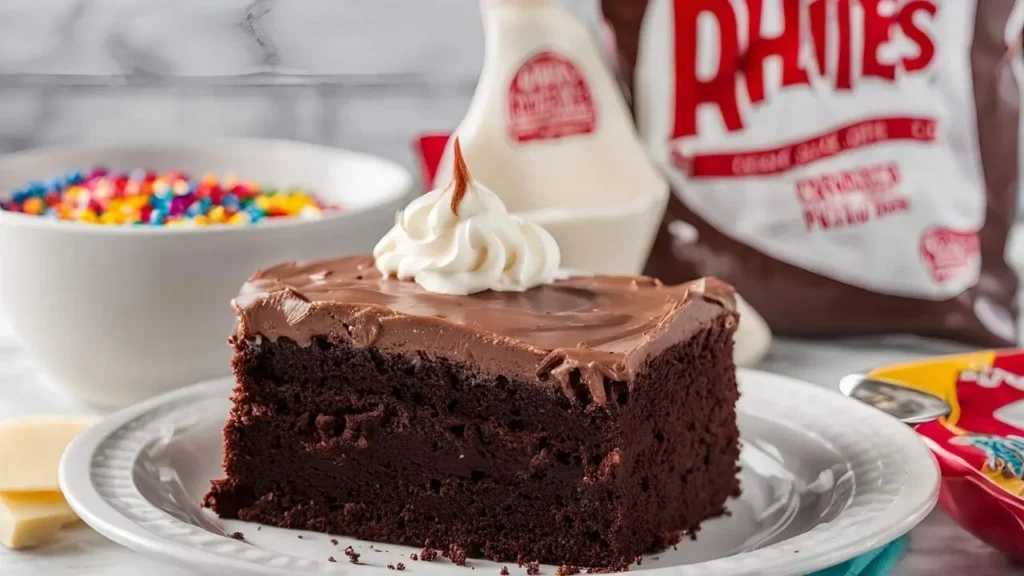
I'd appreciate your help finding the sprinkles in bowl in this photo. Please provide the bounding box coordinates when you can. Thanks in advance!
[0,168,340,227]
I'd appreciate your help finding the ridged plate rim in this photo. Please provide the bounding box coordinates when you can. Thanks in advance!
[59,369,940,576]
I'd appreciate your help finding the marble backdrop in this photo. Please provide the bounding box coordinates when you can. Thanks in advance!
[0,0,1020,215]
[0,0,600,180]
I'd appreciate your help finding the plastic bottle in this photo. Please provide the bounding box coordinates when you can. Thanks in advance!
[433,0,668,276]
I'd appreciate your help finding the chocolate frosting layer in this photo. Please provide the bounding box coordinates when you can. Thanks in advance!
[233,256,736,404]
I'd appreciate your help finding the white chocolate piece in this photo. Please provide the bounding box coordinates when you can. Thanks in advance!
[0,416,95,492]
[0,491,80,549]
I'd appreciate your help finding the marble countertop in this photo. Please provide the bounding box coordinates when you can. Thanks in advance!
[1,327,1023,575]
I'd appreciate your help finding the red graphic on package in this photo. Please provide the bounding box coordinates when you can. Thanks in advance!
[875,351,1024,560]
[919,227,980,283]
[508,52,596,143]
[919,352,1024,498]
[673,118,937,178]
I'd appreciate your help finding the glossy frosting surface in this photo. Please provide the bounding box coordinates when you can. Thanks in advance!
[233,256,736,402]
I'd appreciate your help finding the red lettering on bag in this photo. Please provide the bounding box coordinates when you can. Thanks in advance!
[676,117,936,177]
[745,0,809,104]
[672,0,742,139]
[900,1,938,71]
[796,163,909,232]
[809,0,828,76]
[837,0,854,90]
[671,0,938,138]
[861,0,898,81]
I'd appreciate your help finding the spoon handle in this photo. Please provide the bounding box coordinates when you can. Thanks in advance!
[839,374,952,425]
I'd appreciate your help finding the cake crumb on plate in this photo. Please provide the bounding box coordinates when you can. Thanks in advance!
[447,543,467,566]
[344,546,361,564]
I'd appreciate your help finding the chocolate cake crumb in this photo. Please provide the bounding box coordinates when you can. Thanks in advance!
[410,553,419,561]
[328,556,336,563]
[330,538,338,545]
[230,532,244,541]
[344,546,361,564]
[420,547,439,561]
[388,564,396,570]
[634,555,642,565]
[526,561,541,575]
[297,535,303,539]
[397,563,406,571]
[500,568,510,576]
[557,565,580,576]
[448,543,468,566]
[256,526,261,531]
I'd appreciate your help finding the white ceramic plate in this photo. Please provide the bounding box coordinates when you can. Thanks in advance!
[60,369,939,576]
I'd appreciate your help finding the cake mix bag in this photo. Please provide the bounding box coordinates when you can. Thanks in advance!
[602,0,1024,346]
[870,349,1024,559]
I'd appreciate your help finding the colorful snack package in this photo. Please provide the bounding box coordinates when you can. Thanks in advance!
[602,0,1023,346]
[870,350,1024,559]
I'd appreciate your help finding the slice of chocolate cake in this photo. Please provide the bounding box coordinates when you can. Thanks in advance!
[204,257,740,567]
[205,140,740,567]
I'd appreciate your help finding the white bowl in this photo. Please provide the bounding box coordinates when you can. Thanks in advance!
[0,139,412,408]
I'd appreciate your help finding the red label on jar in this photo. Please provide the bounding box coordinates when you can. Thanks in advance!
[508,51,596,143]
[919,226,980,283]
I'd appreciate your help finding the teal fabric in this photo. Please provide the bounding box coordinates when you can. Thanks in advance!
[807,536,910,576]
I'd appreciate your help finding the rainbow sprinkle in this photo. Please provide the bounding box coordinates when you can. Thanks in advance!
[0,167,339,227]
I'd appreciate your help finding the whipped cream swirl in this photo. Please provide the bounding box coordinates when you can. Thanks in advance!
[373,140,560,295]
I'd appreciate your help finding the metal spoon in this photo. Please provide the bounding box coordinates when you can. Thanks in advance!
[839,374,952,425]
